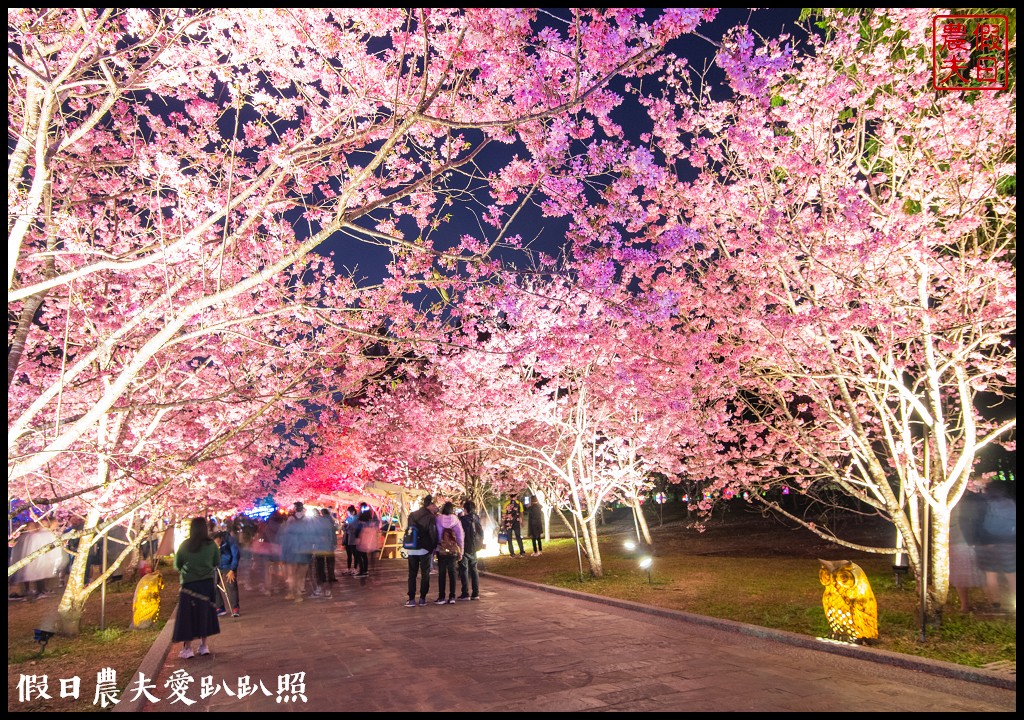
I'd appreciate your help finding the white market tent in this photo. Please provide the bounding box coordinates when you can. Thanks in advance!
[319,481,424,559]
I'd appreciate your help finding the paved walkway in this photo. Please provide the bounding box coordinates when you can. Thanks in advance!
[125,559,1015,712]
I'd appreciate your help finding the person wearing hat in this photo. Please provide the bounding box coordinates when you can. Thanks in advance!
[404,495,439,606]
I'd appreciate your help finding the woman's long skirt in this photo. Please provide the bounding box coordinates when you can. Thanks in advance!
[172,578,221,643]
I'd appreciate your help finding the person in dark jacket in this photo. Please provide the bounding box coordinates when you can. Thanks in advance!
[527,497,544,556]
[214,530,241,617]
[404,495,438,607]
[340,505,358,575]
[457,500,484,600]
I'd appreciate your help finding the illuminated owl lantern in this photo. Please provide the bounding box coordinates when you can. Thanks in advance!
[132,572,164,630]
[818,559,878,643]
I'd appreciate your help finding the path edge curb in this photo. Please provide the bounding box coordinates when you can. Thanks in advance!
[113,602,177,712]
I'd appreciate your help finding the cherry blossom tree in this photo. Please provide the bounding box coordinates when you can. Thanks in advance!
[345,369,509,514]
[422,275,728,577]
[8,250,384,633]
[629,8,1015,614]
[8,5,718,500]
[9,8,719,629]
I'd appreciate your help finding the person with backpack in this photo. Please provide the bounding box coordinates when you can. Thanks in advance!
[434,501,464,604]
[404,495,438,607]
[457,499,484,601]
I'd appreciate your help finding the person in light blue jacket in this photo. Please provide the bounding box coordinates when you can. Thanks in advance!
[280,503,315,602]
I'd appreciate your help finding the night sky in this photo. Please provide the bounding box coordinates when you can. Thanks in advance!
[313,8,805,287]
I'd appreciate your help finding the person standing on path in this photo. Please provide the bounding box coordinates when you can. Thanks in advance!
[457,500,484,600]
[173,517,221,659]
[434,501,464,604]
[256,512,284,595]
[526,497,544,556]
[502,492,526,557]
[404,495,438,607]
[354,507,379,577]
[311,509,336,596]
[341,505,358,576]
[213,530,241,617]
[280,503,314,602]
[322,508,340,582]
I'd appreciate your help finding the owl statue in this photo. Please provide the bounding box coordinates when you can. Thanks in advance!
[132,571,165,630]
[818,559,878,643]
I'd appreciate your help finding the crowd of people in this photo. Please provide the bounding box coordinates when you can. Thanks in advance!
[10,488,667,666]
[170,492,514,656]
[403,495,484,606]
[245,501,351,602]
[172,503,350,658]
[9,488,550,613]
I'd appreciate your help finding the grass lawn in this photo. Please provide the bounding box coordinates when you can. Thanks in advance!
[7,564,180,713]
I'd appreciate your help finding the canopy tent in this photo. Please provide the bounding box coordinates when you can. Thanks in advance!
[317,482,424,560]
[319,481,421,529]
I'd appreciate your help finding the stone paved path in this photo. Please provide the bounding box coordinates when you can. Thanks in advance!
[131,559,1015,712]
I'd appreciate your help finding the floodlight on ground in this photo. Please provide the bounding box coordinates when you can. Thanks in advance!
[624,540,637,552]
[34,628,54,654]
[639,556,653,584]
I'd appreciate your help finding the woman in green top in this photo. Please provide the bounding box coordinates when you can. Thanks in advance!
[172,517,221,659]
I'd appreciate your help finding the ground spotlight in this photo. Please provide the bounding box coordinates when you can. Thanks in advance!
[34,628,55,654]
[624,540,637,552]
[639,556,652,584]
